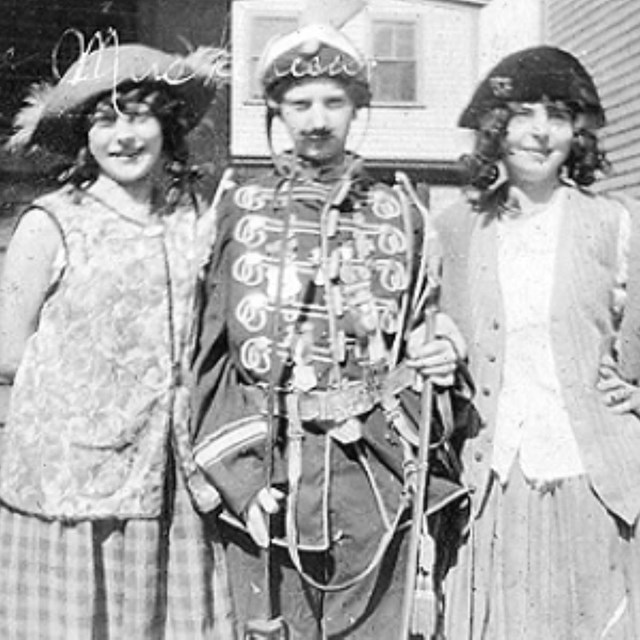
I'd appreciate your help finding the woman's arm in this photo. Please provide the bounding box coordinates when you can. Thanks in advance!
[0,208,63,382]
[598,197,640,413]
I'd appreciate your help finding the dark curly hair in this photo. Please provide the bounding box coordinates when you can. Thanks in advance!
[61,83,199,206]
[460,103,609,191]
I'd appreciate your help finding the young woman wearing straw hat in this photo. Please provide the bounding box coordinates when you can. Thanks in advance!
[0,41,234,639]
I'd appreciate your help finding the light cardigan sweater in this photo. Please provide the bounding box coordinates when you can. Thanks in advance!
[436,184,640,525]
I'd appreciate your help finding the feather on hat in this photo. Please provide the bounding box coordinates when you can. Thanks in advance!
[8,42,229,157]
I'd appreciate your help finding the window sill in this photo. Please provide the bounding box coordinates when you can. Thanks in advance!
[241,99,428,109]
[370,102,427,110]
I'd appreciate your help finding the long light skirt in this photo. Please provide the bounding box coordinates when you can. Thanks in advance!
[0,478,235,640]
[444,465,640,640]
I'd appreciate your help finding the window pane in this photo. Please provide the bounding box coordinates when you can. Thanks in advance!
[248,15,298,99]
[398,62,417,101]
[252,17,298,55]
[372,20,418,103]
[395,26,415,58]
[371,61,416,102]
[373,25,393,58]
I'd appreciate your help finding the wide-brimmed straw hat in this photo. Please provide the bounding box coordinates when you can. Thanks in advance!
[257,23,371,108]
[9,42,229,156]
[459,45,605,129]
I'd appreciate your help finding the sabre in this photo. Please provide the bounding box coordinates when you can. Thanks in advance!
[243,181,294,640]
[398,304,438,640]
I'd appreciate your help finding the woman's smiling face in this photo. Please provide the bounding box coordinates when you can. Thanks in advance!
[502,100,575,187]
[87,94,164,188]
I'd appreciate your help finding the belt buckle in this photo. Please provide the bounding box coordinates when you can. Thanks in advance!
[326,390,349,423]
[295,382,375,426]
[297,392,321,422]
[350,383,372,417]
[330,417,363,444]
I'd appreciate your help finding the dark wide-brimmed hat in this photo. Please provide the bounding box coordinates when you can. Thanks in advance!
[257,23,371,108]
[459,45,605,129]
[8,43,229,157]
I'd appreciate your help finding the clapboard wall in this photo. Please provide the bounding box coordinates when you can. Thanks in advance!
[544,0,640,197]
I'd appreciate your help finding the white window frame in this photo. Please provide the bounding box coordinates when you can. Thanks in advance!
[238,7,426,109]
[244,10,299,104]
[368,15,424,108]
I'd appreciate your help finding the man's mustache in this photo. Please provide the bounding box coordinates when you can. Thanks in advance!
[302,128,333,139]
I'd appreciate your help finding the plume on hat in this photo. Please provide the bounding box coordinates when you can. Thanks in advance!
[7,82,59,153]
[299,0,366,28]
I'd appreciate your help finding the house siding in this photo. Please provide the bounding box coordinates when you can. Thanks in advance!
[544,0,640,197]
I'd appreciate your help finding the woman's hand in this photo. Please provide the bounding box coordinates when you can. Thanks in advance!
[597,358,640,416]
[244,487,285,548]
[406,313,466,388]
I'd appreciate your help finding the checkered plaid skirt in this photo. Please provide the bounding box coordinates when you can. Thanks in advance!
[0,476,236,640]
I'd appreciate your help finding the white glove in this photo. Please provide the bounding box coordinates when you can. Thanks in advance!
[245,487,285,548]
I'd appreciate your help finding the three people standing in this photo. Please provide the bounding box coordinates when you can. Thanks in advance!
[3,15,640,640]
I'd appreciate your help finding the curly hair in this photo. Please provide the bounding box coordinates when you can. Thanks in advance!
[61,83,198,205]
[460,104,609,191]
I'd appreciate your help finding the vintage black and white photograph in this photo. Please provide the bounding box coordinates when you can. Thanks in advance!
[0,1,639,638]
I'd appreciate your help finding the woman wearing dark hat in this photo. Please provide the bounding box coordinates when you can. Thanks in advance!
[435,46,640,639]
[0,43,234,638]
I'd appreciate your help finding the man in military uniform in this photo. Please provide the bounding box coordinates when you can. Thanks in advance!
[191,21,468,640]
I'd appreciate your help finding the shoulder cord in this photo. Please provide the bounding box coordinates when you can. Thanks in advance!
[319,175,347,385]
[261,173,297,614]
[389,175,417,366]
[393,173,458,447]
[318,156,368,382]
[285,392,411,592]
[394,171,435,324]
[283,168,412,592]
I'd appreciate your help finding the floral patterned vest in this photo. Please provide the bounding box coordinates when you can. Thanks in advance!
[0,186,217,520]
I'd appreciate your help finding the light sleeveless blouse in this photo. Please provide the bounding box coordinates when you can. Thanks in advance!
[0,186,217,520]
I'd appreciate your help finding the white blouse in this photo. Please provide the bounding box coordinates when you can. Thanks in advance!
[491,187,629,483]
